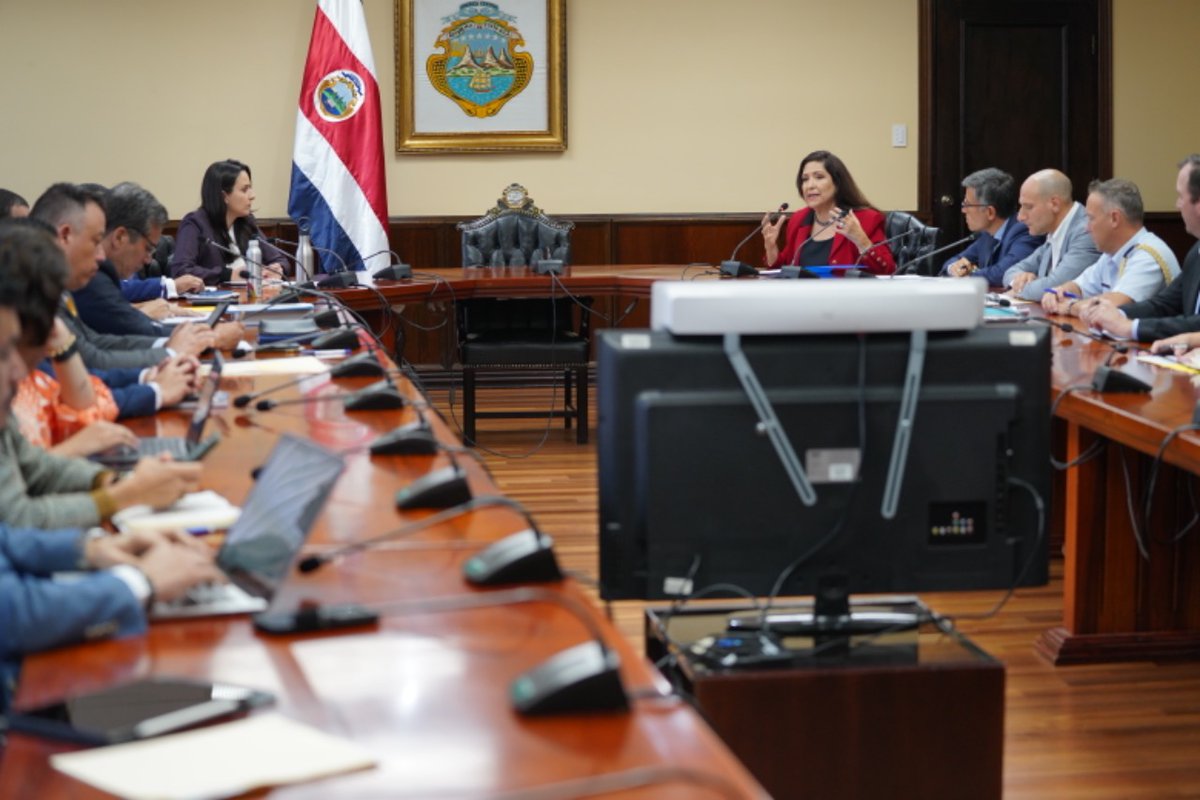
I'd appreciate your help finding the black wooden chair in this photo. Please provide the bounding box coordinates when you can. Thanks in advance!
[455,184,590,445]
[885,211,941,275]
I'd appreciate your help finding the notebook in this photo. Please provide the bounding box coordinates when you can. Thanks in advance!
[151,434,346,619]
[92,353,225,469]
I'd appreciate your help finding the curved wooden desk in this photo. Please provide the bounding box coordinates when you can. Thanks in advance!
[3,364,767,798]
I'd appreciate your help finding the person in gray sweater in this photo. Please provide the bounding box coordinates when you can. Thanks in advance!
[0,219,202,529]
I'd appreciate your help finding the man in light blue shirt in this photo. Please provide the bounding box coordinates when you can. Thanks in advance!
[1042,179,1179,317]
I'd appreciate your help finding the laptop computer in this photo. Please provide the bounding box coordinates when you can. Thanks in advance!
[152,433,346,619]
[92,352,225,469]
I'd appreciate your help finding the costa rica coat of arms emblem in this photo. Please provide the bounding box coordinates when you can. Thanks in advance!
[426,2,533,118]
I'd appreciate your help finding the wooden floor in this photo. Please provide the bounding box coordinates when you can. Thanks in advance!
[428,384,1200,799]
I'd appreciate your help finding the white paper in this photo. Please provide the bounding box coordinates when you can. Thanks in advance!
[220,356,331,377]
[112,490,241,535]
[50,713,376,800]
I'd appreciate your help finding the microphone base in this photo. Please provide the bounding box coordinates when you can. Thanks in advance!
[344,384,407,411]
[310,328,360,350]
[510,641,628,716]
[1091,365,1152,394]
[533,260,564,275]
[395,466,472,510]
[462,530,562,586]
[779,266,820,279]
[720,260,758,278]
[315,271,359,289]
[370,423,439,456]
[373,263,413,281]
[331,352,385,378]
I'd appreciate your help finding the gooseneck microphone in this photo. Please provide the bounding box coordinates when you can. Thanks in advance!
[266,236,358,288]
[1028,317,1150,393]
[295,494,556,575]
[853,227,918,267]
[232,352,386,408]
[292,587,625,715]
[895,232,977,274]
[720,202,789,277]
[252,377,405,412]
[232,325,361,358]
[201,237,286,279]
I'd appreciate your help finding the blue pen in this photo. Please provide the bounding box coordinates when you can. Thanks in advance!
[185,527,213,536]
[1044,288,1080,299]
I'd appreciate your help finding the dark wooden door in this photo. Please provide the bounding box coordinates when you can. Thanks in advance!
[920,0,1111,240]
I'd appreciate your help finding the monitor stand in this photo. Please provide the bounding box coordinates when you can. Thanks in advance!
[724,574,925,645]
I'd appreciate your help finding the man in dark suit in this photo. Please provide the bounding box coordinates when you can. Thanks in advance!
[1082,155,1200,345]
[72,182,243,346]
[942,168,1043,285]
[29,183,214,370]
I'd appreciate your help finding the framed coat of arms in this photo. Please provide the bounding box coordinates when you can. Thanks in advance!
[396,0,566,153]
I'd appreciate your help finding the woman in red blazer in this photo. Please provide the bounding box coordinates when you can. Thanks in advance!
[762,150,896,275]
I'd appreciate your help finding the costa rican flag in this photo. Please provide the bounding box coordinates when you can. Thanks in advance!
[289,0,390,276]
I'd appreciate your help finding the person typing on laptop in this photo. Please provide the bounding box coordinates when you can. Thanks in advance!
[0,228,224,712]
[0,220,202,529]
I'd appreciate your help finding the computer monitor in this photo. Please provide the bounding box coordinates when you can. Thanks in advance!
[597,325,1051,601]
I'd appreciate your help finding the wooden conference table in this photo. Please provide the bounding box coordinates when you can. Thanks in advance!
[340,264,1200,665]
[2,360,767,797]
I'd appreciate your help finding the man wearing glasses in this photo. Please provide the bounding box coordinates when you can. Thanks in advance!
[942,168,1042,284]
[1002,168,1102,300]
[72,183,211,338]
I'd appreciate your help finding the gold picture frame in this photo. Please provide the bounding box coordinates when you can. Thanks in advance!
[395,0,566,153]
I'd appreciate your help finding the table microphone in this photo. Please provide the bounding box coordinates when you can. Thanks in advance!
[253,378,405,411]
[232,325,361,358]
[1029,318,1151,392]
[395,451,472,509]
[201,237,287,280]
[258,586,625,715]
[894,232,976,274]
[720,202,789,277]
[232,352,386,408]
[266,236,359,288]
[296,494,562,586]
[853,227,918,267]
[348,247,412,281]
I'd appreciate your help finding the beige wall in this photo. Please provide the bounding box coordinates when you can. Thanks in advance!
[0,0,1192,217]
[1112,0,1200,210]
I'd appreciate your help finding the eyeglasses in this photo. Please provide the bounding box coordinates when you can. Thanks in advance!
[960,202,991,209]
[132,230,160,257]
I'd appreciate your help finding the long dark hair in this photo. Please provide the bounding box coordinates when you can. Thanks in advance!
[795,150,873,211]
[200,159,256,262]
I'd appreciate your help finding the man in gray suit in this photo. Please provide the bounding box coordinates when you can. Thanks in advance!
[29,183,214,370]
[1003,169,1101,300]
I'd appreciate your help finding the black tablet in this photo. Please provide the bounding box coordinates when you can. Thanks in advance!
[3,677,273,746]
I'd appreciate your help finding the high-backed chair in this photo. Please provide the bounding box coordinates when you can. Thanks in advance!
[885,211,941,275]
[455,184,590,445]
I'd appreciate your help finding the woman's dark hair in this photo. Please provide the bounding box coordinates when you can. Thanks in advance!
[795,150,873,210]
[200,159,255,262]
[0,189,29,220]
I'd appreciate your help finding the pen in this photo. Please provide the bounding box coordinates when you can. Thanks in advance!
[185,527,213,536]
[1043,289,1080,299]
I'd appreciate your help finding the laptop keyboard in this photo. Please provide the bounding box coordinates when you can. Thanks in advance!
[175,582,245,607]
[138,437,192,459]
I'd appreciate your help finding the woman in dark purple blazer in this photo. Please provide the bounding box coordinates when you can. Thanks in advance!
[169,159,287,285]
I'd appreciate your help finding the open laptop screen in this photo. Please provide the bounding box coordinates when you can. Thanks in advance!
[217,434,345,597]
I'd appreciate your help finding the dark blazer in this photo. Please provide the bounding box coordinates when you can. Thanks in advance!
[0,525,144,711]
[169,209,286,285]
[59,299,167,371]
[72,261,168,337]
[941,218,1044,285]
[1120,240,1200,341]
[771,207,896,274]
